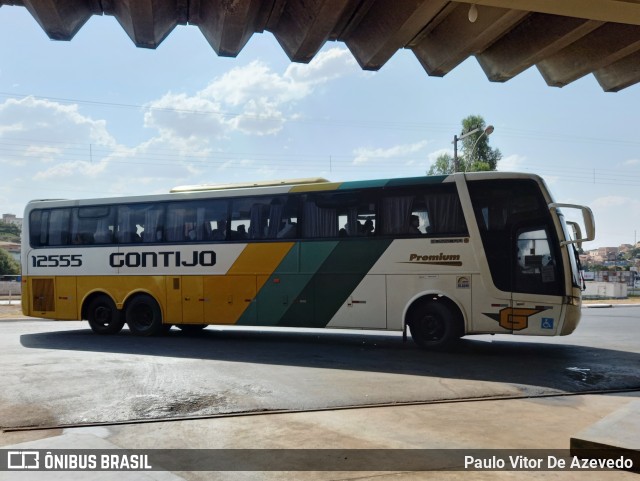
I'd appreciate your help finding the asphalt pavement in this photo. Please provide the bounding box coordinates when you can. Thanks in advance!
[0,302,638,480]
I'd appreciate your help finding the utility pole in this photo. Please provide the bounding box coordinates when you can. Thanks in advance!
[451,125,494,173]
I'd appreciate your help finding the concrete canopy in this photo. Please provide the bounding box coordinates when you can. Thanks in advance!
[2,0,640,92]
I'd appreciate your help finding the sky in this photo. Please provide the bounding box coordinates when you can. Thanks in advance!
[1,6,639,250]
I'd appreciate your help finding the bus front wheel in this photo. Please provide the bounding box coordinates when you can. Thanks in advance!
[86,295,125,335]
[125,294,164,337]
[408,300,460,350]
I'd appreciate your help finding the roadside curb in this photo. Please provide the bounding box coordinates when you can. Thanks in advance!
[583,303,640,308]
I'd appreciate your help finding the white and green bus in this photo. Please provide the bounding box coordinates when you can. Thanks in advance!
[21,172,594,349]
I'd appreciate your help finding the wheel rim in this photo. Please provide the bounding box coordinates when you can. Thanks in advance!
[420,314,445,341]
[131,304,154,330]
[94,305,112,327]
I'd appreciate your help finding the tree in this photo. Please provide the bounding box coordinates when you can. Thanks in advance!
[429,152,456,175]
[0,222,21,243]
[0,249,20,276]
[428,114,502,175]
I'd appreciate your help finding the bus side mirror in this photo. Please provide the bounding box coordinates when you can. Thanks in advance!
[548,203,596,247]
[566,221,582,249]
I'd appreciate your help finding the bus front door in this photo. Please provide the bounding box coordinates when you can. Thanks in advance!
[510,224,564,336]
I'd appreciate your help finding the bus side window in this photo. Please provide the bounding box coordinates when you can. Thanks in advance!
[116,204,162,244]
[381,188,466,237]
[231,195,294,240]
[423,191,466,235]
[381,196,413,235]
[515,227,559,295]
[303,192,374,239]
[72,206,116,245]
[302,198,337,238]
[29,210,45,247]
[48,209,72,246]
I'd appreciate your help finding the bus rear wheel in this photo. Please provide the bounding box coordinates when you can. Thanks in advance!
[86,295,124,335]
[125,294,164,337]
[408,301,460,350]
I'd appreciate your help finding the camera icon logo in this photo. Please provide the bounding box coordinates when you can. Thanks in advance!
[7,451,40,470]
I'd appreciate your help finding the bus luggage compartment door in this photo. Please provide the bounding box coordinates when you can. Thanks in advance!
[205,275,256,325]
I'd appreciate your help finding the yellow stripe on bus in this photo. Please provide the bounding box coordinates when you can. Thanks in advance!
[200,242,295,325]
[228,242,295,290]
[289,182,342,192]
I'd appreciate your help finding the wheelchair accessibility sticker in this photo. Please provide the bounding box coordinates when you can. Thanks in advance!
[541,318,554,330]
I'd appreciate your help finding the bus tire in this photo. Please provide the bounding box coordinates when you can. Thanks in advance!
[125,294,164,337]
[86,295,125,335]
[408,300,461,350]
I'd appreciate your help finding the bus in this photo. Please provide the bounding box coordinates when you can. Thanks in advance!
[21,172,595,349]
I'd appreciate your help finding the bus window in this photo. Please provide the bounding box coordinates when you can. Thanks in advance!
[232,196,296,240]
[48,209,72,246]
[381,188,466,236]
[468,179,563,295]
[230,198,254,240]
[72,206,115,245]
[515,227,560,295]
[29,210,46,247]
[166,199,227,242]
[303,192,375,239]
[116,204,164,244]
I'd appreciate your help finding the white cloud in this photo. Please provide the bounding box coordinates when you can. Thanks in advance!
[143,93,227,144]
[498,153,525,172]
[0,96,115,147]
[228,98,285,135]
[204,61,304,106]
[0,96,118,180]
[285,47,359,84]
[591,196,631,209]
[33,160,109,180]
[143,47,359,141]
[353,140,428,165]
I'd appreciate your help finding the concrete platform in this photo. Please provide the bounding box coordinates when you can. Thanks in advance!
[1,392,639,480]
[571,399,640,473]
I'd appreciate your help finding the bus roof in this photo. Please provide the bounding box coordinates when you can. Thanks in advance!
[170,177,330,193]
[24,172,545,211]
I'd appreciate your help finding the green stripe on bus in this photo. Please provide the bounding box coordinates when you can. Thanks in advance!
[236,241,338,326]
[278,239,392,328]
[338,179,388,190]
[386,175,449,187]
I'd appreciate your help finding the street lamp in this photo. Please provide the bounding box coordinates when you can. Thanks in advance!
[452,125,494,172]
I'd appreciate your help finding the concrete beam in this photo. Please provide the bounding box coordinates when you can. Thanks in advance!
[477,13,603,82]
[269,0,360,63]
[343,0,447,71]
[457,0,640,26]
[411,3,527,77]
[190,0,272,57]
[103,0,186,49]
[537,23,640,87]
[22,0,101,40]
[595,49,640,92]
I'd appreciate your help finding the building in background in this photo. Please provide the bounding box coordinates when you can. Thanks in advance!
[1,214,23,228]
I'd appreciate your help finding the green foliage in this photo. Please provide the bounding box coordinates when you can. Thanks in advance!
[428,114,502,175]
[427,153,455,175]
[0,222,21,243]
[0,249,20,276]
[624,247,640,260]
